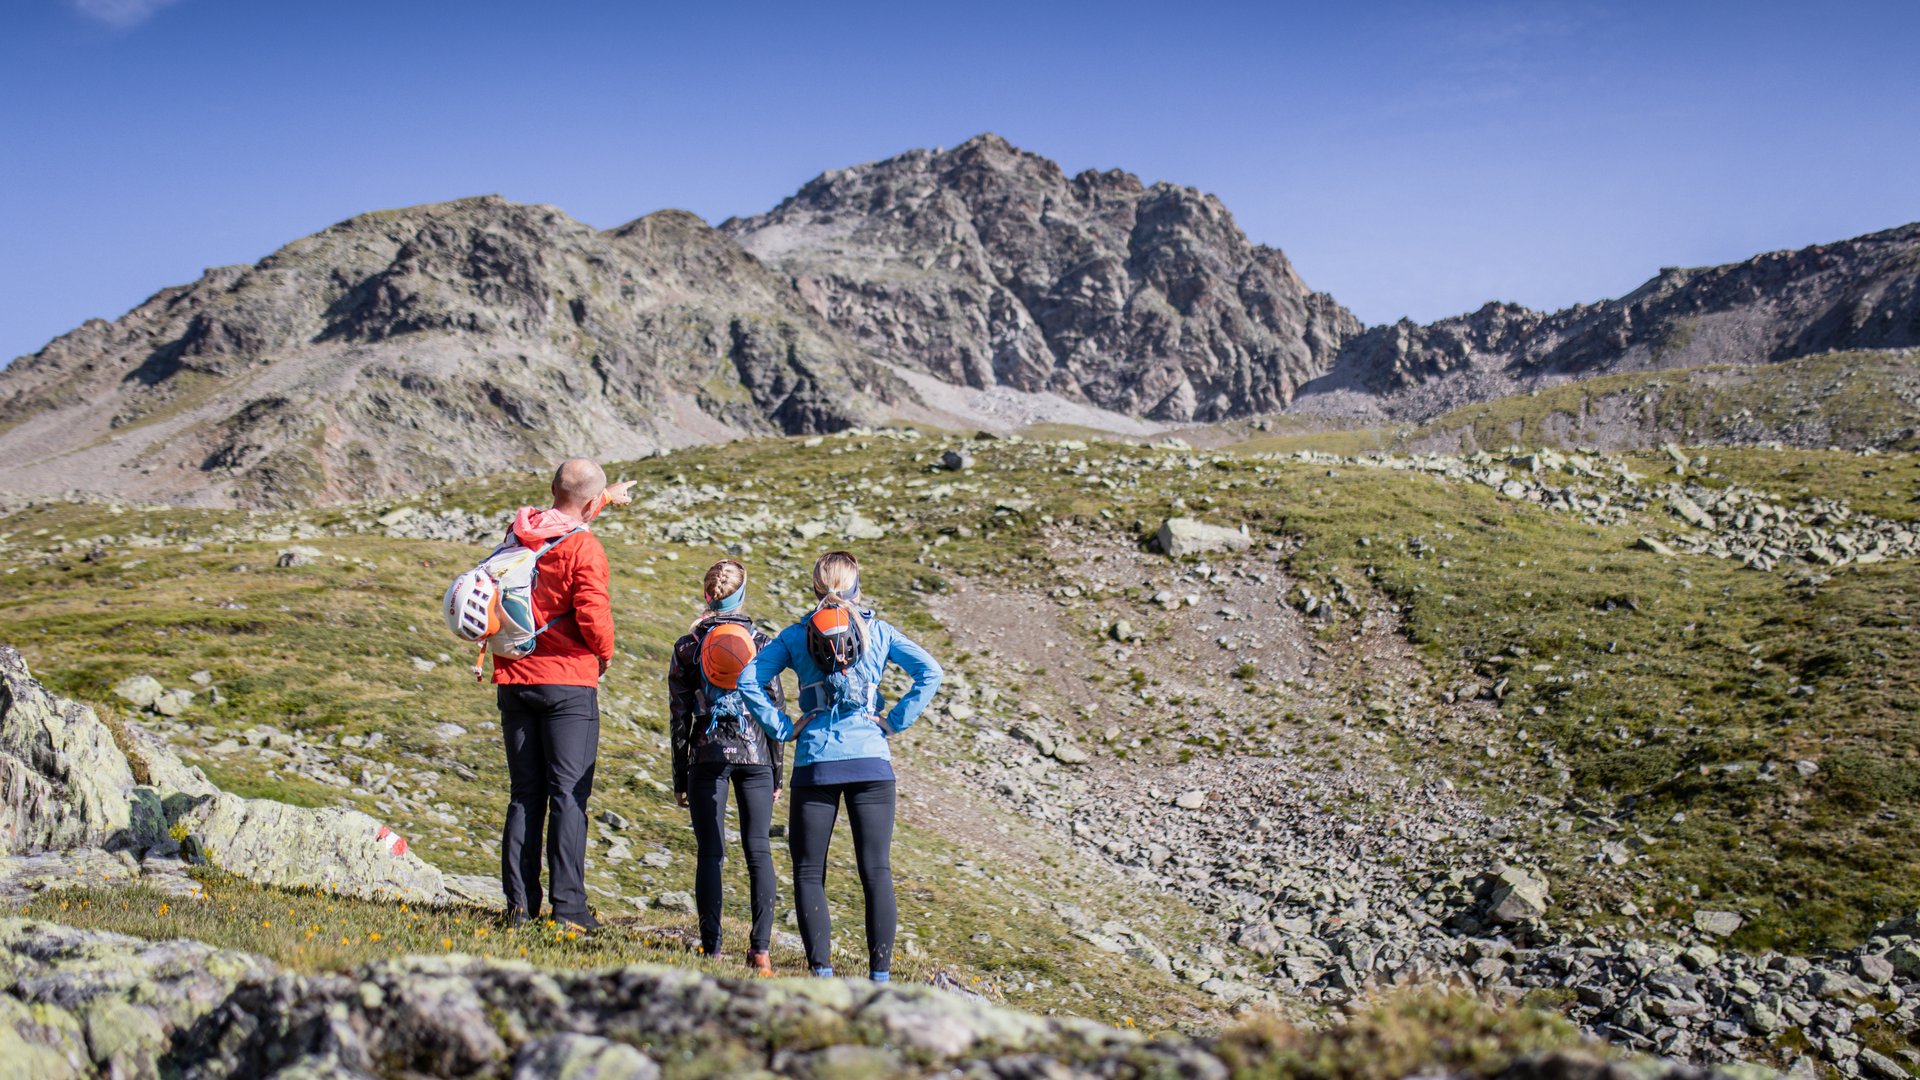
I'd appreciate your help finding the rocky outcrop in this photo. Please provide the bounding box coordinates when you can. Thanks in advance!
[0,199,897,508]
[0,918,1775,1080]
[0,647,452,903]
[724,133,1362,423]
[1304,223,1920,417]
[0,646,162,855]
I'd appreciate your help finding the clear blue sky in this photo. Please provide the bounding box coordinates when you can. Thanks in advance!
[5,0,1917,364]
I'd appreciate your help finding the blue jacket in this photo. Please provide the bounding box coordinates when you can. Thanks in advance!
[736,611,942,781]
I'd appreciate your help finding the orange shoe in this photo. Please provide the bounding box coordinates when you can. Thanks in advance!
[747,950,774,977]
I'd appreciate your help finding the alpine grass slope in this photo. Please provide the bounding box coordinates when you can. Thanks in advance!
[2,418,1918,1076]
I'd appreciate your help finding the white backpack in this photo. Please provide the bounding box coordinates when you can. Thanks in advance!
[442,526,585,679]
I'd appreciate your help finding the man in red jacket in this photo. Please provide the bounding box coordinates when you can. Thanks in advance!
[495,458,632,932]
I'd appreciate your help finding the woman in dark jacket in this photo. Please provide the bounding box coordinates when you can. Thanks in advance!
[667,558,785,974]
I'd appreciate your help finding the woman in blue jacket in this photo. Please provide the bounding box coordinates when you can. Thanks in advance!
[736,550,942,981]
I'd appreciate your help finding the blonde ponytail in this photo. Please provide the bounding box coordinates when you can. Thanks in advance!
[812,551,861,608]
[811,550,870,654]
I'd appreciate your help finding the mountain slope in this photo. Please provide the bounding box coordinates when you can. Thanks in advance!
[4,135,1919,508]
[722,134,1362,423]
[0,197,899,506]
[1299,221,1920,419]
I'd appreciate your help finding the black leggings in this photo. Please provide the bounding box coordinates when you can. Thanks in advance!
[687,762,777,954]
[790,780,896,975]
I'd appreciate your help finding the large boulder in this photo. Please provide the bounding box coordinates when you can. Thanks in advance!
[0,647,450,904]
[1485,865,1551,924]
[0,646,159,855]
[1153,517,1251,558]
[174,793,445,902]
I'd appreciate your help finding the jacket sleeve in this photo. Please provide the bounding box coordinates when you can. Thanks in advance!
[571,534,616,663]
[667,635,698,794]
[736,630,795,742]
[880,622,943,735]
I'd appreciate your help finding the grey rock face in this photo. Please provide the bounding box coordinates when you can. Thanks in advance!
[725,134,1362,423]
[1693,910,1745,938]
[1485,865,1551,924]
[0,646,451,903]
[0,646,148,855]
[1304,222,1920,415]
[0,199,897,508]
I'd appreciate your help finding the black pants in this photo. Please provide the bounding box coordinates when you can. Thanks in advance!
[498,684,599,920]
[790,780,896,975]
[687,762,777,955]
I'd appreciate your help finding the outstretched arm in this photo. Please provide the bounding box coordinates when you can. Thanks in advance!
[881,625,943,735]
[737,631,796,742]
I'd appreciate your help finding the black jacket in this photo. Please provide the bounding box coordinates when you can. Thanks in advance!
[668,615,785,793]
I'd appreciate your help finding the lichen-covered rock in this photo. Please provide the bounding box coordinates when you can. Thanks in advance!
[512,1033,659,1080]
[0,918,276,1079]
[172,792,446,903]
[0,647,452,904]
[0,646,147,855]
[0,919,1781,1080]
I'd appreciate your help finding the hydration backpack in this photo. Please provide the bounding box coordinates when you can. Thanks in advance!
[441,526,585,679]
[801,605,877,725]
[695,622,759,758]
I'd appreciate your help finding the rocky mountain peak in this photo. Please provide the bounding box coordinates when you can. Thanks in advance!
[724,134,1361,422]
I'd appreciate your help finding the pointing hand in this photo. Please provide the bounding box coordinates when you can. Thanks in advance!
[604,480,637,507]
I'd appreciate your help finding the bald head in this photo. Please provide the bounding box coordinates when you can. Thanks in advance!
[551,458,607,514]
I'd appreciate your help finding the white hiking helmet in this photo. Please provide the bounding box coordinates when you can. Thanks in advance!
[443,569,499,643]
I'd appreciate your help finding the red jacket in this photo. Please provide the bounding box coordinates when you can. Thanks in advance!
[492,506,614,688]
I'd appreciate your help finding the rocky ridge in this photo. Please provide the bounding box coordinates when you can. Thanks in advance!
[0,200,897,507]
[1300,224,1920,420]
[723,133,1361,423]
[2,136,1918,509]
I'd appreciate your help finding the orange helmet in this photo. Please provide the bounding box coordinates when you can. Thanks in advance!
[701,623,758,689]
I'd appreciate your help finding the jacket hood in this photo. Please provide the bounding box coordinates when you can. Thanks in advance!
[512,489,613,545]
[512,505,589,545]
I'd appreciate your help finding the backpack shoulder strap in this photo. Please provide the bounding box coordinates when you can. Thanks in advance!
[520,525,591,638]
[531,524,587,559]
